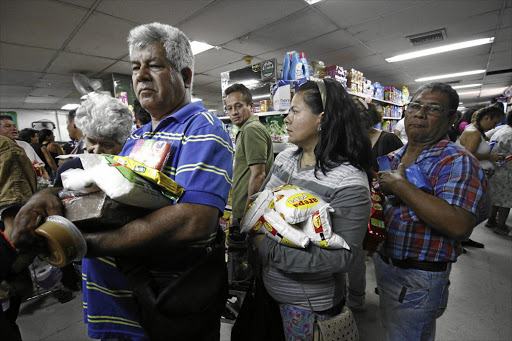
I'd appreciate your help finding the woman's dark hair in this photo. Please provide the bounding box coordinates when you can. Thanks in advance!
[507,112,512,127]
[133,99,152,125]
[352,97,382,131]
[472,106,505,129]
[38,129,53,144]
[18,128,38,143]
[294,79,372,178]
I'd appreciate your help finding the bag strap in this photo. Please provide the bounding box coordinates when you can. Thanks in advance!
[299,281,321,341]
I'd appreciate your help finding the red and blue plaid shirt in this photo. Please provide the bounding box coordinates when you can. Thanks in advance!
[381,138,486,262]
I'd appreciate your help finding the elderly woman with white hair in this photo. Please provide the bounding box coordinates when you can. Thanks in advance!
[53,94,141,340]
[75,94,133,155]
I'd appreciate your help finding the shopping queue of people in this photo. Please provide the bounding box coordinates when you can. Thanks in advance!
[1,21,509,341]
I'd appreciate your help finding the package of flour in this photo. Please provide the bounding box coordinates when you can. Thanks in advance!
[273,186,327,224]
[261,210,309,248]
[77,154,173,209]
[240,190,274,233]
[301,204,350,250]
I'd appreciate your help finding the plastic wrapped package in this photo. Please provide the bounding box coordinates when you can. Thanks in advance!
[128,139,171,171]
[273,186,326,224]
[301,204,350,250]
[72,154,175,209]
[240,190,274,233]
[60,191,148,231]
[261,210,309,248]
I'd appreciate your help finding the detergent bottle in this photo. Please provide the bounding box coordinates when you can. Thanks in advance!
[282,52,291,80]
[300,52,310,78]
[289,52,304,80]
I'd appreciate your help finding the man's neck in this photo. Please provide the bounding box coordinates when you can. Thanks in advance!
[151,99,191,130]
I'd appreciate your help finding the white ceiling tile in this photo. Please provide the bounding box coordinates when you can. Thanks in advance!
[0,70,43,87]
[30,87,74,98]
[283,30,357,61]
[46,52,116,77]
[194,74,220,86]
[317,0,421,28]
[316,44,374,66]
[349,1,503,43]
[195,48,247,73]
[0,1,88,49]
[222,7,338,56]
[101,61,132,76]
[0,85,32,97]
[65,12,134,59]
[25,96,62,104]
[178,0,308,45]
[35,74,75,88]
[58,0,97,8]
[0,43,56,72]
[96,0,214,26]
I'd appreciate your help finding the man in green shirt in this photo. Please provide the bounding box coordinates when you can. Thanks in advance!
[225,84,273,243]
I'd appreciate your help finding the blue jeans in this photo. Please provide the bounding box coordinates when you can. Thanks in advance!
[373,253,451,341]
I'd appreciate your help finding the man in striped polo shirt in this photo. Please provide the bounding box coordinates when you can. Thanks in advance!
[11,23,233,341]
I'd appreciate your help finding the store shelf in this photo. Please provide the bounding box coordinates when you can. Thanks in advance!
[347,91,404,107]
[218,110,287,121]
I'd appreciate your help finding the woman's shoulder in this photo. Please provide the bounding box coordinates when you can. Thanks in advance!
[274,146,299,163]
[329,162,369,190]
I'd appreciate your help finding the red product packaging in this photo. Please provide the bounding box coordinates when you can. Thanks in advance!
[128,140,171,171]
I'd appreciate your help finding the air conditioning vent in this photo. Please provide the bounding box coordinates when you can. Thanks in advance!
[407,29,446,46]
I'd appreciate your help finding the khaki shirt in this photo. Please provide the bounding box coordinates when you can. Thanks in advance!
[0,136,37,215]
[232,115,273,218]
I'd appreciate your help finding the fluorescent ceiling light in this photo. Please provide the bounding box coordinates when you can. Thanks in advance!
[190,41,214,55]
[304,0,323,4]
[61,103,80,110]
[458,91,481,96]
[192,97,202,102]
[386,37,494,62]
[452,84,482,89]
[415,69,486,82]
[253,94,270,100]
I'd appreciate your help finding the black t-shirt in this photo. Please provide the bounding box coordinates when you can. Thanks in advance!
[372,131,403,171]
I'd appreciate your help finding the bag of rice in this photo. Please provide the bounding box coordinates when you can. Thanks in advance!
[273,187,326,224]
[302,204,350,250]
[261,210,309,248]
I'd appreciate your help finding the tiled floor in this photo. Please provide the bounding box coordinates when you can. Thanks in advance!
[16,213,511,341]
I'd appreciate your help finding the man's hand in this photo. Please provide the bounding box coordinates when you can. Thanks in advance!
[377,163,407,195]
[252,234,265,248]
[11,188,63,250]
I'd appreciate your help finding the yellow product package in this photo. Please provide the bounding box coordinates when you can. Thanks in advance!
[261,210,309,248]
[273,187,327,224]
[301,204,350,250]
[240,190,274,234]
[105,155,184,202]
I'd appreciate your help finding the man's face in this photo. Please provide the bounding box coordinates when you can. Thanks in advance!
[225,91,254,127]
[67,119,78,140]
[131,42,187,120]
[405,90,454,145]
[0,119,18,141]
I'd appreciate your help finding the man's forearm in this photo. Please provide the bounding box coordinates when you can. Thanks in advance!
[83,203,219,257]
[244,171,266,211]
[392,180,474,240]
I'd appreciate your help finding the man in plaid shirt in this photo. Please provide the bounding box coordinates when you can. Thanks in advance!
[374,82,486,341]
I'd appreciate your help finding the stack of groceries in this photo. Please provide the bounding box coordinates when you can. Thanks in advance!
[241,184,350,250]
[35,140,185,267]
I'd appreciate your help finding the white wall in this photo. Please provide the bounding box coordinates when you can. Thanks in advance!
[0,108,71,142]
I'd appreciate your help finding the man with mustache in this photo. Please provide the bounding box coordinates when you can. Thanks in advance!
[374,82,486,341]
